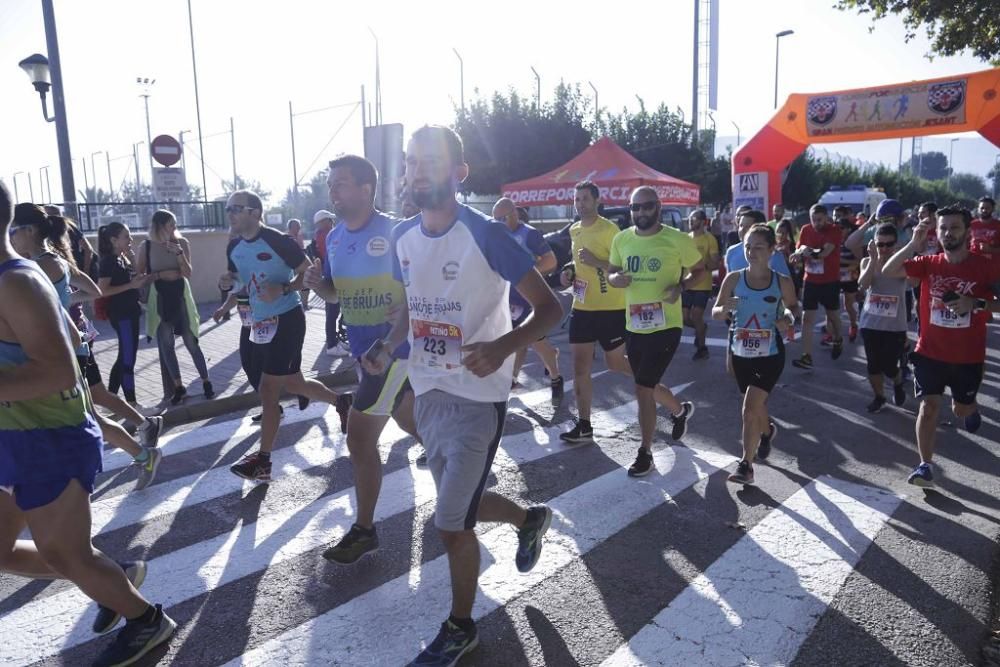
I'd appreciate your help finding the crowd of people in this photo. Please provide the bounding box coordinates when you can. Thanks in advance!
[1,124,998,665]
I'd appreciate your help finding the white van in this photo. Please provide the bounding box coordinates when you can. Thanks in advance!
[818,185,887,218]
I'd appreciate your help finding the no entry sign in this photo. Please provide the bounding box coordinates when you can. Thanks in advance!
[150,134,182,167]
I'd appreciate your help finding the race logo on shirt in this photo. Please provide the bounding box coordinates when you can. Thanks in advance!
[256,252,272,261]
[367,236,389,257]
[441,261,459,281]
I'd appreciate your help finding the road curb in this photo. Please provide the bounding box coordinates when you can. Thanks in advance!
[159,367,358,427]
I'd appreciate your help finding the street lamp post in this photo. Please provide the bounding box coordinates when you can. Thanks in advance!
[589,81,599,126]
[90,151,102,197]
[452,48,464,112]
[39,166,51,202]
[530,66,541,109]
[948,137,958,189]
[732,121,741,146]
[137,77,156,186]
[186,0,209,202]
[18,0,76,214]
[774,29,794,109]
[367,27,381,126]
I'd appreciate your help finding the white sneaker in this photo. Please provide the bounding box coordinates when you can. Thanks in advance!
[325,341,351,357]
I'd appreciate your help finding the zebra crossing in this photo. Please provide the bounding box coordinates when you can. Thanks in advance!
[0,373,990,667]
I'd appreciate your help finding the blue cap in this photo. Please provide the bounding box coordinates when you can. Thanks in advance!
[875,199,903,218]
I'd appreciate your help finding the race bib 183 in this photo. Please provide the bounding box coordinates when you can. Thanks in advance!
[929,297,970,329]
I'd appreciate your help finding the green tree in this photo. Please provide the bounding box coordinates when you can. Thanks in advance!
[948,172,988,203]
[836,0,1000,63]
[276,169,330,232]
[987,163,1000,199]
[909,151,949,180]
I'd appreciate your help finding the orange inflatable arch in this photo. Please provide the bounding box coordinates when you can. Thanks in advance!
[732,68,1000,213]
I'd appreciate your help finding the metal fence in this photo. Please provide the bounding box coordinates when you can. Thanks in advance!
[74,201,226,232]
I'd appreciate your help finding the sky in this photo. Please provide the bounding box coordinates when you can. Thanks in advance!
[1,0,997,208]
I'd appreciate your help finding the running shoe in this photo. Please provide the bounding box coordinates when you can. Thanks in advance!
[516,506,552,573]
[757,420,776,460]
[559,420,593,445]
[792,353,813,370]
[230,452,271,482]
[965,411,982,434]
[670,402,694,440]
[298,395,311,411]
[251,405,284,423]
[407,619,479,667]
[322,524,379,564]
[692,346,710,361]
[92,561,147,634]
[627,447,654,478]
[325,341,352,357]
[414,446,429,468]
[728,460,755,485]
[92,604,176,667]
[893,383,906,407]
[550,375,564,405]
[169,386,187,406]
[134,449,162,491]
[137,416,162,448]
[819,333,834,347]
[203,381,215,400]
[907,462,934,488]
[831,338,844,360]
[335,393,353,434]
[848,324,858,342]
[866,396,887,414]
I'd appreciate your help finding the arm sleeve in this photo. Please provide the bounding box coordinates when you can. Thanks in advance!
[482,222,535,284]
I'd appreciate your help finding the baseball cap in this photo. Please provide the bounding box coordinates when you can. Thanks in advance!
[875,199,903,219]
[313,209,334,224]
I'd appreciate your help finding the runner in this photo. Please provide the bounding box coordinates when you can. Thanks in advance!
[969,197,1000,262]
[712,224,799,485]
[683,209,719,360]
[10,204,163,489]
[0,183,176,665]
[493,196,564,402]
[608,186,702,477]
[220,190,352,482]
[835,207,861,343]
[790,204,844,369]
[881,207,1000,487]
[857,223,909,413]
[312,209,351,357]
[300,154,422,564]
[364,126,560,666]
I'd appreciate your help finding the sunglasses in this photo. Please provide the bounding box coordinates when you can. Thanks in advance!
[630,202,658,213]
[225,204,258,214]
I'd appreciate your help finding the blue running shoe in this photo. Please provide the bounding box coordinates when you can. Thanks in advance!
[907,463,934,488]
[408,620,478,667]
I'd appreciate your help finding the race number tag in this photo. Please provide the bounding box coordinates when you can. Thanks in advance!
[839,268,853,282]
[572,279,588,303]
[250,317,279,344]
[929,297,970,328]
[733,328,772,358]
[629,302,665,331]
[864,293,899,318]
[237,304,252,328]
[411,319,464,372]
[806,258,825,275]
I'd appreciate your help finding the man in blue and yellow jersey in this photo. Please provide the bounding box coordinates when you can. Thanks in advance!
[0,182,176,665]
[304,155,421,565]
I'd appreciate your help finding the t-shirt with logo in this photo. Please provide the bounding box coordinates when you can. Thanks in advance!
[506,223,551,320]
[568,216,625,312]
[903,253,1000,364]
[227,226,307,322]
[970,218,1000,261]
[687,232,719,291]
[609,225,703,334]
[323,211,408,359]
[391,203,535,402]
[797,224,842,285]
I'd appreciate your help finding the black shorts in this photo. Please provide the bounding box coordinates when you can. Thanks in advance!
[840,280,859,294]
[76,352,102,388]
[682,290,712,310]
[354,358,412,416]
[626,328,681,388]
[569,309,626,351]
[802,282,841,311]
[731,338,785,394]
[911,352,983,405]
[251,306,306,377]
[860,328,907,378]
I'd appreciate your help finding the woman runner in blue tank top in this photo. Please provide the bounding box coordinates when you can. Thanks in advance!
[713,223,800,486]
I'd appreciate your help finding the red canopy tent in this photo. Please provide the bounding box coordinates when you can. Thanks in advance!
[501,137,700,207]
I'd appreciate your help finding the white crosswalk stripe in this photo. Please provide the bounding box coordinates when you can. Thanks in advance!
[0,381,915,667]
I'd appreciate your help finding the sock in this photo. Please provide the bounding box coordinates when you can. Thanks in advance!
[134,449,150,464]
[258,452,271,461]
[448,614,475,633]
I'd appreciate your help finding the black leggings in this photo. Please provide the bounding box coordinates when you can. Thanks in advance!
[108,313,140,402]
[861,328,907,379]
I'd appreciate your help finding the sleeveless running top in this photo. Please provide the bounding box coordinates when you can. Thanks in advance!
[33,252,88,356]
[730,270,783,358]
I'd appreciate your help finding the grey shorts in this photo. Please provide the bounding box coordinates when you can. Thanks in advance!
[414,390,506,532]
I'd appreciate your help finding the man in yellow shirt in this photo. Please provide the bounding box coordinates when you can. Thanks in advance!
[609,186,704,476]
[683,209,719,360]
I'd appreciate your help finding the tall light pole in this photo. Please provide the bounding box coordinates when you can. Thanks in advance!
[368,27,381,126]
[948,137,958,189]
[774,29,794,109]
[186,0,208,202]
[530,66,541,109]
[588,81,599,126]
[137,77,155,184]
[691,0,700,145]
[18,0,76,214]
[452,48,464,112]
[90,151,102,197]
[230,117,237,190]
[732,120,741,146]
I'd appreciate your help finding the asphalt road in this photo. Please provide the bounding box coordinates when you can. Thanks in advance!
[1,312,998,667]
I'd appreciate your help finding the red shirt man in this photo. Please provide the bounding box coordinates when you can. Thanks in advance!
[790,204,845,368]
[969,197,1000,260]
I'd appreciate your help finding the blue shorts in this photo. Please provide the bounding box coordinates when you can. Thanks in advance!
[0,421,104,511]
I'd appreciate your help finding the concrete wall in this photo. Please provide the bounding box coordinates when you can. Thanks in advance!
[86,230,232,306]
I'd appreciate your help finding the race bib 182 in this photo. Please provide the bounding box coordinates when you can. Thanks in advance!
[629,302,665,331]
